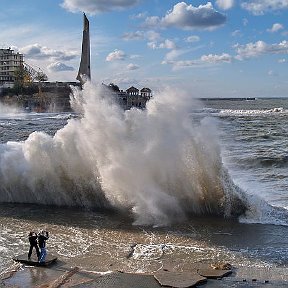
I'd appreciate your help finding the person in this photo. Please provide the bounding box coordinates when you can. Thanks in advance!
[38,230,49,263]
[28,231,40,260]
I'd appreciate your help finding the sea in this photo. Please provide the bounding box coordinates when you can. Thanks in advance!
[0,84,287,278]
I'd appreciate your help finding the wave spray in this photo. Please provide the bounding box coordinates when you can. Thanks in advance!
[0,83,246,226]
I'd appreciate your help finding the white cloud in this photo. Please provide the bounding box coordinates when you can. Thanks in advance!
[216,0,235,10]
[147,42,157,50]
[159,39,177,49]
[147,39,176,50]
[235,40,288,60]
[19,43,78,61]
[146,31,161,41]
[145,2,226,30]
[130,12,147,19]
[162,60,198,70]
[243,18,249,26]
[61,0,139,14]
[201,53,232,63]
[144,16,161,27]
[278,58,286,63]
[267,23,284,33]
[106,49,126,61]
[185,35,200,43]
[231,30,242,37]
[130,54,141,59]
[47,62,75,72]
[127,63,139,70]
[122,30,160,41]
[164,49,186,61]
[122,31,145,41]
[162,52,232,70]
[241,0,288,15]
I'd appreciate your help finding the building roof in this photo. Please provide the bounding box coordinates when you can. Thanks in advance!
[140,87,151,92]
[126,86,139,92]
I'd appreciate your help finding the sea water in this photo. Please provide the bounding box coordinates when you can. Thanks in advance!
[0,85,287,276]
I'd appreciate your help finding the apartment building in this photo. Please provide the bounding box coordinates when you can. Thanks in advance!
[0,48,24,88]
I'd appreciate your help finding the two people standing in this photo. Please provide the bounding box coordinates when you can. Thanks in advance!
[28,230,49,263]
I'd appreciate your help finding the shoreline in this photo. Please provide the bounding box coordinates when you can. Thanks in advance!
[0,204,288,287]
[1,260,288,288]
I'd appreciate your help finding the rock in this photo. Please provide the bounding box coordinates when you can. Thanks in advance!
[197,268,232,279]
[13,253,57,267]
[154,270,207,288]
[210,262,232,270]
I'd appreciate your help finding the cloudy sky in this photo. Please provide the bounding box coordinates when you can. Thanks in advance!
[1,0,288,97]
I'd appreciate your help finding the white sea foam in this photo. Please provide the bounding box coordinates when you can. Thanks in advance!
[0,102,22,117]
[239,194,288,226]
[0,83,247,226]
[218,107,287,116]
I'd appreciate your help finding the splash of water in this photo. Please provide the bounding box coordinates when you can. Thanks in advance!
[0,83,246,226]
[0,102,21,116]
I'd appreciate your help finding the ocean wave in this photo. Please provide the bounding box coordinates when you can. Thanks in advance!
[218,107,288,116]
[0,84,247,226]
[47,113,78,120]
[0,121,16,127]
[198,107,221,114]
[239,195,288,226]
[236,155,288,168]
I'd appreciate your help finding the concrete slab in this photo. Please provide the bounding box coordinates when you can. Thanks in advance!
[154,270,207,288]
[13,253,57,267]
[71,272,161,288]
[2,266,288,288]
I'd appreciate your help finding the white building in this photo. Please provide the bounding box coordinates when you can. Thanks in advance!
[0,48,24,89]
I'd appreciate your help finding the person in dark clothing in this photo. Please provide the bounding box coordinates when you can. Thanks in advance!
[38,230,49,263]
[28,231,40,260]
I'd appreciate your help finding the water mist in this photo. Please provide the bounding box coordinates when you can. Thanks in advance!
[0,83,246,226]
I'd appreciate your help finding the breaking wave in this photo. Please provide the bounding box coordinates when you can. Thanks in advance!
[218,107,288,116]
[0,102,22,117]
[0,83,248,226]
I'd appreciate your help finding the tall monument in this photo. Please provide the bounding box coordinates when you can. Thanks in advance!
[76,13,91,84]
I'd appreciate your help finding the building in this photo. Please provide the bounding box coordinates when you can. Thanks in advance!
[0,48,24,89]
[104,84,152,110]
[126,86,139,96]
[126,86,152,109]
[140,88,152,99]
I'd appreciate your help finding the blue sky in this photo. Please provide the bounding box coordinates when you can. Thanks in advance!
[1,0,288,97]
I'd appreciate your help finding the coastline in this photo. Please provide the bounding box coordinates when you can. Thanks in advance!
[0,204,288,287]
[1,259,288,287]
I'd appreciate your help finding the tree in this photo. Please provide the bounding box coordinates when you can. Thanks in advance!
[34,71,48,96]
[13,66,30,95]
[35,71,48,83]
[108,83,120,92]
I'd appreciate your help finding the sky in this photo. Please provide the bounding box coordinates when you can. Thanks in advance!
[1,0,288,98]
